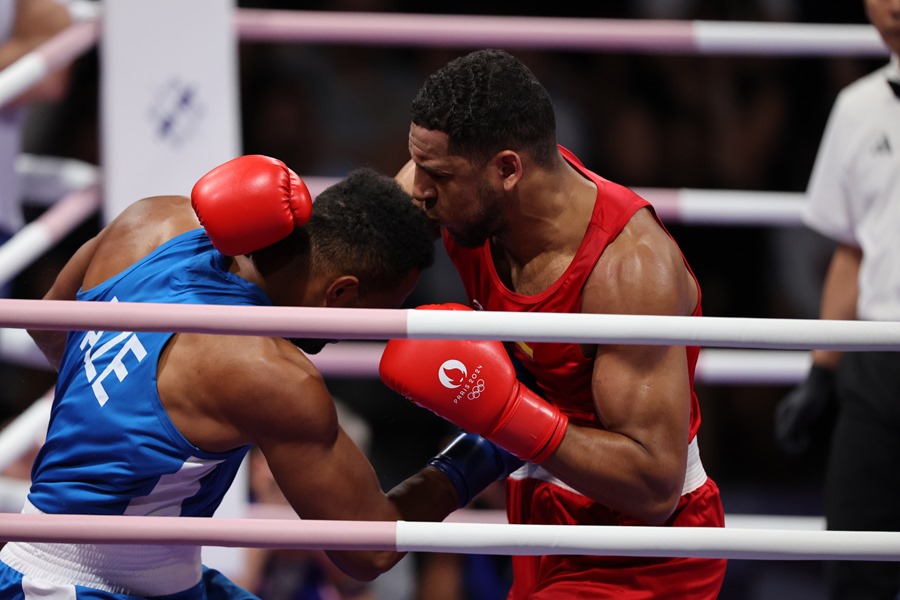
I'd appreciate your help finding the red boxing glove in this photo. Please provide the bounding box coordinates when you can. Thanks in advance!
[379,304,568,463]
[417,302,472,312]
[191,155,312,256]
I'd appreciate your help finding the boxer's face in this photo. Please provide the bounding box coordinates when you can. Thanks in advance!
[358,268,422,310]
[407,124,505,249]
[290,268,420,354]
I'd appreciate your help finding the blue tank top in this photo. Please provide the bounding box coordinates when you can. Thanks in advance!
[29,228,270,517]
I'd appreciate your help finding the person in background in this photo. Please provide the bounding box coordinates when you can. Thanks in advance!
[0,0,72,250]
[774,1,900,597]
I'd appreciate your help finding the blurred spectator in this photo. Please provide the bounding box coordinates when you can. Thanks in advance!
[774,1,900,598]
[0,0,73,251]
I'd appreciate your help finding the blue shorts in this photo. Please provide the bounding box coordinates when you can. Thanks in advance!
[0,562,260,600]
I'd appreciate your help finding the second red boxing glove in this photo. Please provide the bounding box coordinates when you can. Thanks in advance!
[191,155,313,256]
[380,304,568,463]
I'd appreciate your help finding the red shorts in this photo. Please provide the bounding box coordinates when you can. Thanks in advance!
[505,475,727,599]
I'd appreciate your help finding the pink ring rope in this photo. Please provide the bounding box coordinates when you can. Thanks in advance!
[4,5,886,111]
[233,10,886,57]
[0,185,101,287]
[0,513,899,561]
[2,299,900,351]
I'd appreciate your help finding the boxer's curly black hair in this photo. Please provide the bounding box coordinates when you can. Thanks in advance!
[306,168,434,294]
[411,48,558,168]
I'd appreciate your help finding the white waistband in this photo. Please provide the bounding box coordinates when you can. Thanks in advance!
[510,436,707,497]
[0,499,202,596]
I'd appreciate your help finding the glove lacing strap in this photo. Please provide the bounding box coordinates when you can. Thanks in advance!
[509,436,707,497]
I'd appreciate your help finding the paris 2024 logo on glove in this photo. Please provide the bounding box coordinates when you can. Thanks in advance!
[439,359,485,404]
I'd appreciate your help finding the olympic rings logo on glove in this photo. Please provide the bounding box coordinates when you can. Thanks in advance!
[467,380,486,401]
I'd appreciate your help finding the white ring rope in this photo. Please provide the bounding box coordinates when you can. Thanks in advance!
[0,17,98,110]
[233,11,887,56]
[0,185,101,287]
[67,2,887,57]
[304,344,811,385]
[638,188,806,227]
[448,511,829,532]
[16,154,100,207]
[249,503,827,532]
[16,167,817,229]
[67,0,100,23]
[305,177,808,227]
[298,344,812,385]
[723,514,825,531]
[0,328,48,370]
[0,513,895,561]
[694,348,811,384]
[0,337,811,383]
[0,299,896,351]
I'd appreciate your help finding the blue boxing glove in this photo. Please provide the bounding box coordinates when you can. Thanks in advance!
[428,432,523,508]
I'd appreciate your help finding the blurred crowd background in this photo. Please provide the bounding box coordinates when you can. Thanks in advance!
[0,1,884,598]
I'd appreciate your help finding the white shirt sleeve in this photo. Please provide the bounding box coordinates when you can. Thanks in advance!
[802,90,858,246]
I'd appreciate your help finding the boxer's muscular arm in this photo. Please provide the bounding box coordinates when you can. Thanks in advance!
[258,380,457,581]
[32,155,306,369]
[169,336,458,582]
[812,243,860,368]
[541,208,694,524]
[27,230,105,369]
[28,196,198,369]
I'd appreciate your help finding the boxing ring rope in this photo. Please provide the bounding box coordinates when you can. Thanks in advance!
[15,153,100,207]
[305,179,808,227]
[0,513,895,561]
[64,2,889,57]
[2,5,888,112]
[234,10,887,56]
[0,338,811,384]
[1,299,897,351]
[247,502,826,532]
[0,153,102,286]
[0,185,101,288]
[307,343,811,385]
[0,16,98,109]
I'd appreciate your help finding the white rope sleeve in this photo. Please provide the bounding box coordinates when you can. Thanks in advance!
[0,300,897,351]
[0,513,896,561]
[0,186,101,287]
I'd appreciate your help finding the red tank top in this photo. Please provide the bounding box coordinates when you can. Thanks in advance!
[444,147,704,439]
